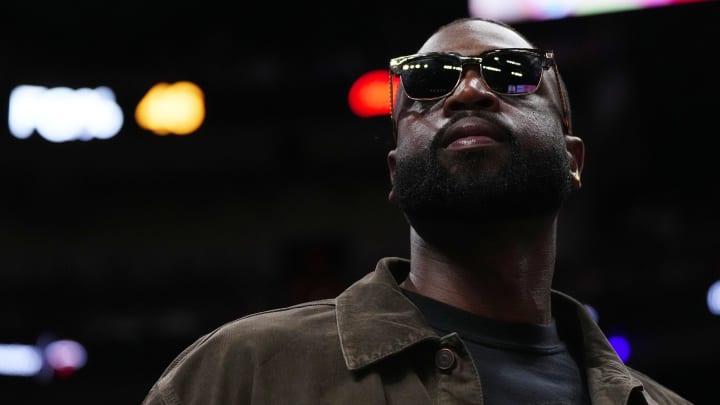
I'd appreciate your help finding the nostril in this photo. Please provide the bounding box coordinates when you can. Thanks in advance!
[447,93,497,111]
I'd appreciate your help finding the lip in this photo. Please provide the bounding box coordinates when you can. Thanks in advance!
[440,116,506,150]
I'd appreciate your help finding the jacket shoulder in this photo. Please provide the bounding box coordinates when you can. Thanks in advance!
[142,299,341,404]
[157,298,338,375]
[628,367,694,404]
[195,298,337,351]
[220,298,337,335]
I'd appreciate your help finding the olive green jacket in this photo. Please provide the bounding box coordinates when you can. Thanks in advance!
[141,257,692,405]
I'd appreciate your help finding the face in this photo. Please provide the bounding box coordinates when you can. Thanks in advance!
[387,19,584,225]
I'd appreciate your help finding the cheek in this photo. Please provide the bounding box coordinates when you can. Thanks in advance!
[513,111,567,164]
[403,99,432,115]
[523,108,564,139]
[508,95,564,139]
[396,109,441,153]
[396,129,432,158]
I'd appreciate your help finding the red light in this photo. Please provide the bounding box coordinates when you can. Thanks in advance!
[54,366,76,379]
[348,70,399,118]
[45,339,87,379]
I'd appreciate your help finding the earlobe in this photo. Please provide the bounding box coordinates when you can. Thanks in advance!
[571,169,581,189]
[387,149,397,203]
[387,150,397,183]
[564,135,585,189]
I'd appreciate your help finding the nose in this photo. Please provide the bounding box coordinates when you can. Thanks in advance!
[443,67,501,113]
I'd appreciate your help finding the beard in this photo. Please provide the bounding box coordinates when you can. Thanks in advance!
[391,131,574,225]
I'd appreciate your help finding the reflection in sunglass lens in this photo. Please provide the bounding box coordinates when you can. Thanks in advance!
[399,55,461,99]
[481,51,544,95]
[398,51,546,99]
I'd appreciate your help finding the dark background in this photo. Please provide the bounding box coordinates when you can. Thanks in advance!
[1,1,718,404]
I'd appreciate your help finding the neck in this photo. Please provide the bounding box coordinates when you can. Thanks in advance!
[400,217,558,325]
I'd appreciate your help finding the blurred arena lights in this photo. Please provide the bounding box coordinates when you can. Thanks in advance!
[467,0,714,23]
[584,304,599,322]
[45,339,88,378]
[7,81,206,142]
[0,344,43,377]
[0,338,87,379]
[8,85,124,143]
[348,70,398,118]
[135,81,206,135]
[707,280,720,315]
[608,335,631,363]
[584,306,631,363]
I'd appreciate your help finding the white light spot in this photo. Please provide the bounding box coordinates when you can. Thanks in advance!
[8,85,123,142]
[0,344,43,376]
[707,280,720,315]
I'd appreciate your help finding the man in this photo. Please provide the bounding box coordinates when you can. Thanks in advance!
[141,18,692,404]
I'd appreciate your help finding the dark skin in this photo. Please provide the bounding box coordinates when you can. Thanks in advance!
[387,20,585,326]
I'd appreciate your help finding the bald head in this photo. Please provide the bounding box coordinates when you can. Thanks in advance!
[419,18,535,55]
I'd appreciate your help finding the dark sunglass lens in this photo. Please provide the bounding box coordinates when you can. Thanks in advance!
[399,55,461,99]
[482,51,544,94]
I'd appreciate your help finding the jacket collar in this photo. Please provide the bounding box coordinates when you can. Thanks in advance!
[336,257,646,402]
[552,290,646,403]
[336,257,438,370]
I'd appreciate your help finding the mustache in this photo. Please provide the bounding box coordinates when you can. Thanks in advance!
[431,111,512,150]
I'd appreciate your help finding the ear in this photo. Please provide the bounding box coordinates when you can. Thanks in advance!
[387,149,397,203]
[564,135,584,190]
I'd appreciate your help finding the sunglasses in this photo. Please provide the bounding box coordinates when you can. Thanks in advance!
[388,48,571,134]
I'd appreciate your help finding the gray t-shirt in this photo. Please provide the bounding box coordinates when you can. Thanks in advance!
[403,289,591,405]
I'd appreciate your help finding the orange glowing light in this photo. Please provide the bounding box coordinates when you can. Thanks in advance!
[348,70,399,118]
[135,81,205,135]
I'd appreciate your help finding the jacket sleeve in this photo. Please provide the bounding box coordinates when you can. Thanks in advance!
[141,384,172,405]
[139,327,255,405]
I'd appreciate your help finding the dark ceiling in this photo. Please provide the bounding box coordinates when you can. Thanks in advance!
[1,1,718,404]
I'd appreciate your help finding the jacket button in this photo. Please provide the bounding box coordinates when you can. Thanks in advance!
[435,348,456,371]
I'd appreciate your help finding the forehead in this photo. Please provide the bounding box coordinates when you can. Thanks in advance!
[418,20,532,55]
